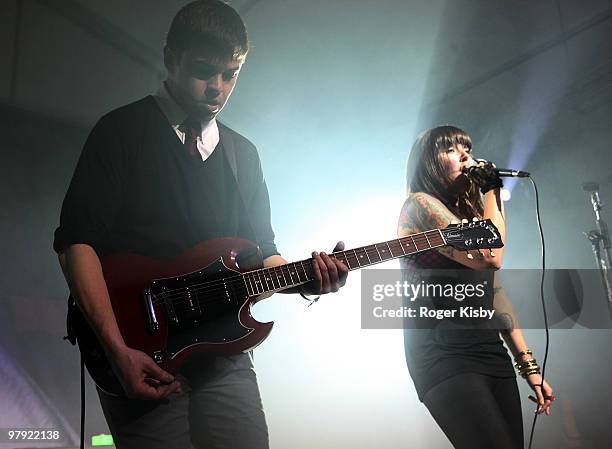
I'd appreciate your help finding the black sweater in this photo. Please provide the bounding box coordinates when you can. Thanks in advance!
[54,96,278,261]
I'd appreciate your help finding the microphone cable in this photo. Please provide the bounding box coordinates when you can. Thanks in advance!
[526,176,550,449]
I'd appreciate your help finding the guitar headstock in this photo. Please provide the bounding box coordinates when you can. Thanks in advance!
[441,219,504,251]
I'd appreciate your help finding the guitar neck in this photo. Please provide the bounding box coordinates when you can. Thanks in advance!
[242,229,446,297]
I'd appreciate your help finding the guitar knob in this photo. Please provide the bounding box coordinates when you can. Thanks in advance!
[466,252,474,260]
[153,351,164,364]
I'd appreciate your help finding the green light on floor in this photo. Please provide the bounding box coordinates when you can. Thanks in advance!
[91,434,114,446]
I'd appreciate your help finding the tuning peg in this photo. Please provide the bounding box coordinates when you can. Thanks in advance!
[489,249,495,257]
[461,219,469,223]
[466,251,474,260]
[450,219,459,224]
[472,217,478,222]
[477,249,485,259]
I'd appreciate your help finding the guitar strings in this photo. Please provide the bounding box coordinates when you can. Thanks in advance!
[150,232,444,307]
[150,260,314,306]
[151,240,414,305]
[150,234,444,309]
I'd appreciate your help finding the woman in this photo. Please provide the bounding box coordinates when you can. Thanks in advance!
[398,125,553,449]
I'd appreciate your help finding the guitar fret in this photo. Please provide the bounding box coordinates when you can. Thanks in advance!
[335,253,349,269]
[410,235,417,253]
[344,251,356,269]
[384,242,393,260]
[399,237,414,255]
[245,274,255,296]
[412,234,428,251]
[285,264,296,285]
[388,239,403,258]
[254,271,263,292]
[269,267,279,289]
[258,271,270,293]
[374,243,389,261]
[277,266,289,288]
[286,265,295,286]
[295,263,304,283]
[365,245,381,263]
[428,229,444,246]
[373,244,383,261]
[267,268,280,290]
[283,264,296,286]
[298,261,310,283]
[423,232,432,248]
[399,238,407,256]
[354,248,370,267]
[351,249,361,267]
[343,253,352,269]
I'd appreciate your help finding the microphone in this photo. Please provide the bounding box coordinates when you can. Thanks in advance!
[466,158,530,178]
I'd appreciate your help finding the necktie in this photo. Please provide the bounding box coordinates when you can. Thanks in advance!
[182,117,201,157]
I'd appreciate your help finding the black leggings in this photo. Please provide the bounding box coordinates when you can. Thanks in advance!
[422,373,524,449]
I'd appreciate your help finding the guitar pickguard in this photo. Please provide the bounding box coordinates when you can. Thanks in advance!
[149,258,253,361]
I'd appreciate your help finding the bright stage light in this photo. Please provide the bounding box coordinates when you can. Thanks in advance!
[283,194,409,387]
[501,188,511,202]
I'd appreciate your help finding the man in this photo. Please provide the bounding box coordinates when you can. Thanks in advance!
[54,1,348,448]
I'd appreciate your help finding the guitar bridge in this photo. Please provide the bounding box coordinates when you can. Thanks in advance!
[142,287,159,333]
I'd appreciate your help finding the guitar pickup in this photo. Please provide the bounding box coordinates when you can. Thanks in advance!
[161,286,179,326]
[185,286,202,314]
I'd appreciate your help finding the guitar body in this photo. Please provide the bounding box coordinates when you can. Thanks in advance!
[71,237,274,395]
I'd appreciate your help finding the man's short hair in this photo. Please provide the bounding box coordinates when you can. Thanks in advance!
[166,0,249,62]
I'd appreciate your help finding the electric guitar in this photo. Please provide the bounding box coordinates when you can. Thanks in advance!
[69,219,503,394]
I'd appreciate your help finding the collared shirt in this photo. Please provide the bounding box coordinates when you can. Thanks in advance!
[153,83,220,161]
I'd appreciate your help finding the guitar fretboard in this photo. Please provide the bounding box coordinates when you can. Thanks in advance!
[243,229,445,296]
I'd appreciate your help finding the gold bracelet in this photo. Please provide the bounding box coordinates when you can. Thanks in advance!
[518,364,540,373]
[514,359,538,370]
[515,349,533,359]
[519,365,540,373]
[520,369,541,378]
[514,359,538,367]
[515,358,540,378]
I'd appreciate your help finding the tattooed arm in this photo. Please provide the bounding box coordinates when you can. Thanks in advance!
[493,273,555,414]
[492,272,519,333]
[397,192,503,269]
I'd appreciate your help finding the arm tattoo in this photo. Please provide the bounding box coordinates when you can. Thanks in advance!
[399,194,460,259]
[413,193,458,229]
[496,312,515,332]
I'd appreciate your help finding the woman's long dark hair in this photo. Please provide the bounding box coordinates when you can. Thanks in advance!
[405,125,483,219]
